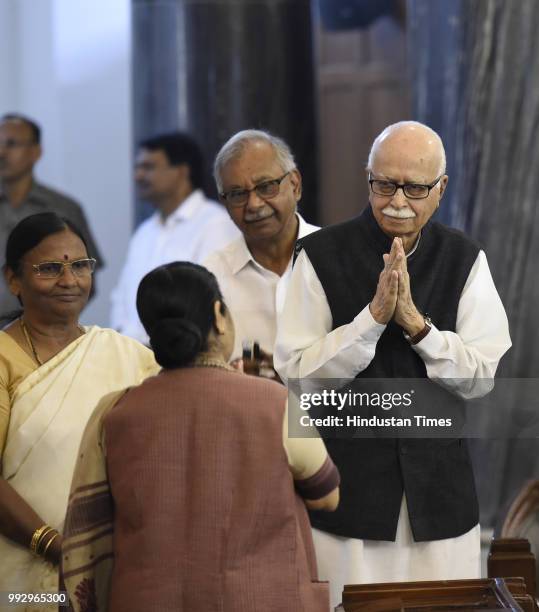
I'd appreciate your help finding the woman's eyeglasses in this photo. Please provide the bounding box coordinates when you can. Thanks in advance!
[31,258,97,278]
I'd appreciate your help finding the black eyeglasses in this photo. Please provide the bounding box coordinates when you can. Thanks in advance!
[220,171,292,208]
[31,258,97,278]
[368,173,442,199]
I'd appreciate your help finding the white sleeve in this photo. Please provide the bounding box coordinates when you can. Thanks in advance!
[197,217,239,263]
[274,249,386,382]
[202,250,222,277]
[109,260,130,333]
[412,250,511,398]
[282,400,327,479]
[109,234,148,344]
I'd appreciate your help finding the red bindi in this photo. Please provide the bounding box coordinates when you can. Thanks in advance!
[63,254,69,261]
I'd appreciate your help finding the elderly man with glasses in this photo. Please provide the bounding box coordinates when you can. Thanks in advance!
[275,121,511,608]
[204,130,318,378]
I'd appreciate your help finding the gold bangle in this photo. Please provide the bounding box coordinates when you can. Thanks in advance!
[41,531,59,560]
[37,528,57,556]
[35,527,55,555]
[30,525,51,554]
[30,525,47,551]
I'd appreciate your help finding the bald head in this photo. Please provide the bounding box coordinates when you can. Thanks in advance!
[367,121,446,177]
[366,121,449,249]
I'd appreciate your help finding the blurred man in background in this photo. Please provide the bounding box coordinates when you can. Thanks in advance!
[111,131,239,344]
[0,113,102,315]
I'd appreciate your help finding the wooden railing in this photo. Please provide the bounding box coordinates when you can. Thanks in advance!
[340,577,533,612]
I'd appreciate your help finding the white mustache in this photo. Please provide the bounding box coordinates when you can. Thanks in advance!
[381,206,416,219]
[244,210,274,223]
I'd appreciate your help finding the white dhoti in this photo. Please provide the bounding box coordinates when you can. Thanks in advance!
[313,495,481,610]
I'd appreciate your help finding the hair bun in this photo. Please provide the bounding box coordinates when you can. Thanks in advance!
[149,317,203,368]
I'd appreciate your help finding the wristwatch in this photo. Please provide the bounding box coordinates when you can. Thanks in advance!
[404,315,432,345]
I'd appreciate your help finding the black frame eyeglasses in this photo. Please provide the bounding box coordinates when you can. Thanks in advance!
[368,173,442,199]
[31,258,97,278]
[220,171,292,208]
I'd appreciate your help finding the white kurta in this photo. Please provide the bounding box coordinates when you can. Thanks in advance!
[110,189,239,344]
[275,249,510,389]
[274,247,511,609]
[204,213,319,360]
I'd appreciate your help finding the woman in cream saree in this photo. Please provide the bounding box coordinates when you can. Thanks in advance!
[0,327,157,599]
[0,213,159,611]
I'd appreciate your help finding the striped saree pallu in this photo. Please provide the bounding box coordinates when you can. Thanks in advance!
[61,390,126,612]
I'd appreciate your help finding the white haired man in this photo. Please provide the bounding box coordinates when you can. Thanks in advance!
[204,130,318,375]
[275,121,511,607]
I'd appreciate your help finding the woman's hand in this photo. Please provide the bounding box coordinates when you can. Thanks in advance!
[0,477,57,563]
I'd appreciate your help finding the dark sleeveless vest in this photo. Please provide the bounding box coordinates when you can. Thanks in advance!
[297,206,481,541]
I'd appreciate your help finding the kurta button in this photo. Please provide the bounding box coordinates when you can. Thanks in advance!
[400,446,407,454]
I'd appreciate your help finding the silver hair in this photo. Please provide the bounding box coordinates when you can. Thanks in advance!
[367,121,447,176]
[213,129,296,192]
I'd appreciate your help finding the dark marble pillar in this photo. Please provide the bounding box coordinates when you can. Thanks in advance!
[408,0,465,227]
[132,0,318,225]
[408,0,539,528]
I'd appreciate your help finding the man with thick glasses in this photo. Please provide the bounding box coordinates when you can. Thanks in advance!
[0,114,102,316]
[275,121,511,607]
[204,130,318,377]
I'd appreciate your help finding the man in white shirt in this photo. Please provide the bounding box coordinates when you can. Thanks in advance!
[275,121,512,608]
[204,130,318,375]
[110,132,239,343]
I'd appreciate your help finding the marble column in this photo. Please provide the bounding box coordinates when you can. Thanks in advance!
[408,0,539,528]
[132,0,318,224]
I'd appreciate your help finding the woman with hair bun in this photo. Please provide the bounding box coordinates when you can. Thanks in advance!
[62,261,340,612]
